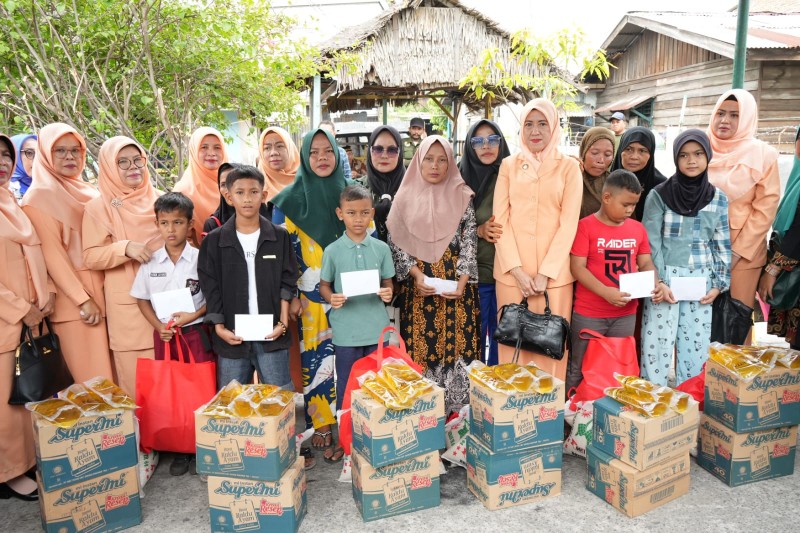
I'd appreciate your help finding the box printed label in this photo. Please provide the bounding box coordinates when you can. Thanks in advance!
[519,451,543,485]
[383,478,411,510]
[598,463,615,485]
[606,415,628,437]
[513,410,537,441]
[393,418,419,453]
[708,382,724,406]
[750,446,771,477]
[66,438,102,477]
[229,500,260,531]
[71,500,106,533]
[701,434,716,457]
[757,391,779,422]
[215,439,245,471]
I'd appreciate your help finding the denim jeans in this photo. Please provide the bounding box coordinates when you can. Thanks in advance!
[333,344,378,407]
[478,283,499,366]
[216,342,293,390]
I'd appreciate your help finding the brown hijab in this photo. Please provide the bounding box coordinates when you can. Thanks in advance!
[579,127,615,218]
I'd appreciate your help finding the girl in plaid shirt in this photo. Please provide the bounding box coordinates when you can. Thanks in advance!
[640,130,731,385]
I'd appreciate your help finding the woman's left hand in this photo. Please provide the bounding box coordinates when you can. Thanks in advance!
[532,274,549,295]
[441,286,465,300]
[41,293,56,317]
[699,287,721,305]
[758,272,777,301]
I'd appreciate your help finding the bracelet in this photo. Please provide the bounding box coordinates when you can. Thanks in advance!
[276,321,287,336]
[657,279,667,285]
[764,264,781,277]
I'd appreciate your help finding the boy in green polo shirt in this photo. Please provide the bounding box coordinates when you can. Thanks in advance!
[320,185,394,462]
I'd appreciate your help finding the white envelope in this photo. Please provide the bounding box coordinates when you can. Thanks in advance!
[234,314,274,341]
[150,288,195,323]
[670,277,707,301]
[618,271,655,299]
[424,276,458,295]
[340,269,380,297]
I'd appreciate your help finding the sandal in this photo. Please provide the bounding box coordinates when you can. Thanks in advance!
[300,447,316,470]
[323,444,345,464]
[311,429,332,450]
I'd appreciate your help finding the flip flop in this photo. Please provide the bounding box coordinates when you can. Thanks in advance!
[300,447,316,470]
[323,444,345,464]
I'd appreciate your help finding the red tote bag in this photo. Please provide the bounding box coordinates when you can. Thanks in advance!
[338,326,422,455]
[136,330,217,453]
[570,328,639,404]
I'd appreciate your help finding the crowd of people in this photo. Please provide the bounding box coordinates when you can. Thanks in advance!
[1,89,799,501]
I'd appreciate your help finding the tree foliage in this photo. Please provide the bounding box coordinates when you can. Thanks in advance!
[0,0,321,185]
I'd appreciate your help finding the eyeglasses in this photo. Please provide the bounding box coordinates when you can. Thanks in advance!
[370,145,399,156]
[117,157,146,170]
[469,135,502,149]
[53,147,83,159]
[21,149,36,160]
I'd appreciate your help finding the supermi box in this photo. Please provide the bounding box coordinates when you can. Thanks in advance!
[351,450,440,522]
[703,359,800,433]
[207,456,306,533]
[351,387,445,468]
[466,435,561,511]
[592,395,699,470]
[469,377,565,453]
[32,409,138,492]
[696,414,797,487]
[195,401,296,481]
[586,444,690,517]
[38,466,142,533]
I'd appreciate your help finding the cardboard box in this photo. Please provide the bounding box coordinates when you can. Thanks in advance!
[469,377,565,453]
[207,456,306,533]
[351,387,445,468]
[32,409,138,492]
[696,414,797,487]
[592,396,699,471]
[586,444,690,517]
[351,450,440,522]
[195,401,296,481]
[38,466,141,533]
[703,359,800,432]
[465,435,561,510]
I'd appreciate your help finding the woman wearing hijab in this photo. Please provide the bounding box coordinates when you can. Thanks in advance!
[641,129,730,385]
[82,136,164,396]
[611,126,667,221]
[759,126,800,349]
[21,123,113,383]
[494,99,582,381]
[387,135,479,416]
[578,127,616,219]
[173,127,228,244]
[707,89,780,317]
[258,126,301,202]
[459,120,510,366]
[0,134,53,501]
[366,125,405,243]
[272,129,347,458]
[10,133,37,200]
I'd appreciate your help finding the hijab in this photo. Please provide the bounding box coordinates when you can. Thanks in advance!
[11,133,36,195]
[257,126,300,200]
[654,129,716,217]
[578,127,616,217]
[611,126,667,220]
[366,125,406,241]
[519,98,562,173]
[172,127,229,239]
[773,125,800,238]
[386,136,474,264]
[459,120,510,208]
[21,123,99,238]
[707,89,779,202]
[271,129,348,248]
[0,134,49,308]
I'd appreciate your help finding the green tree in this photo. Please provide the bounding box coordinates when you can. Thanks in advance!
[0,0,321,185]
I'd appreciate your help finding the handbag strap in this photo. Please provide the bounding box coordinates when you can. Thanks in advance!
[163,327,197,364]
[376,325,405,367]
[579,328,605,341]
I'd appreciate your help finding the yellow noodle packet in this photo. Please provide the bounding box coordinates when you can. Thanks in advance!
[614,374,690,413]
[203,380,245,417]
[709,343,771,381]
[605,387,669,418]
[84,376,137,410]
[58,384,115,413]
[25,398,83,428]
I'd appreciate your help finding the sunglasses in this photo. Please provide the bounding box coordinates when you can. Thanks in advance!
[370,145,400,156]
[469,135,502,149]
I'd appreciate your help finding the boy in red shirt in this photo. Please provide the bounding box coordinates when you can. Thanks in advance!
[568,170,664,391]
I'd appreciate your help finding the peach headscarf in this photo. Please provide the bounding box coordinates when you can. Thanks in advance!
[21,123,98,240]
[83,136,163,266]
[519,98,562,172]
[707,89,779,202]
[385,136,474,264]
[0,134,49,307]
[172,127,228,239]
[258,126,300,199]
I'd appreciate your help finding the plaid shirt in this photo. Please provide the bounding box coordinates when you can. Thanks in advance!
[642,188,732,291]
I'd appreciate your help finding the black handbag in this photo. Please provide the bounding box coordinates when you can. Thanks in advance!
[8,318,74,405]
[710,290,753,345]
[766,234,800,310]
[494,291,570,361]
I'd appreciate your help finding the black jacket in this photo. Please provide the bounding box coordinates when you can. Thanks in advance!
[198,215,298,357]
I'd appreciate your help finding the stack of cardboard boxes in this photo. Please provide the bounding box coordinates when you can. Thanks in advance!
[697,356,800,486]
[195,395,305,532]
[466,374,566,510]
[349,384,446,522]
[586,392,699,517]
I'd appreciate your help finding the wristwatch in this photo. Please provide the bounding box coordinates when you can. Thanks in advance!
[765,264,781,277]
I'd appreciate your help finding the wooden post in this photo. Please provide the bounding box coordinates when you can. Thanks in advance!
[485,94,493,120]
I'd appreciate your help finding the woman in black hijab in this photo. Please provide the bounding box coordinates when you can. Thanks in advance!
[612,126,667,221]
[366,126,405,242]
[459,119,510,365]
[202,163,269,238]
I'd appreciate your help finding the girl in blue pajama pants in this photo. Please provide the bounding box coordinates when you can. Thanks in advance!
[640,130,731,386]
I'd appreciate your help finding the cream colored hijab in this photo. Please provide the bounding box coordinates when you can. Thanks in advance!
[258,127,300,199]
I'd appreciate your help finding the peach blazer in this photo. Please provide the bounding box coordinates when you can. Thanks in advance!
[493,151,582,288]
[0,239,38,352]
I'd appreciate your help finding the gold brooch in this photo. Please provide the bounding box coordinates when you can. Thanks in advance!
[111,198,123,208]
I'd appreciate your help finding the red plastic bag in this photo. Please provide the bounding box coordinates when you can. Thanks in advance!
[570,329,639,404]
[675,362,706,411]
[338,326,421,455]
[136,329,217,453]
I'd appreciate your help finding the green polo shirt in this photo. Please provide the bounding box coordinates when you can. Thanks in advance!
[320,233,396,347]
